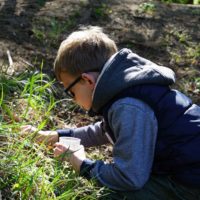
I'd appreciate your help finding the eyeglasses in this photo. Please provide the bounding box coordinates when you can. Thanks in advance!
[64,69,100,98]
[64,76,82,98]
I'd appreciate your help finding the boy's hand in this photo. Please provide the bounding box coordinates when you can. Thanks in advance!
[53,142,70,159]
[20,125,37,134]
[69,145,86,172]
[53,143,86,172]
[35,130,59,145]
[20,125,59,145]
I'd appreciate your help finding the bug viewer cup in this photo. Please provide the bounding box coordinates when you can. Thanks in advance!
[59,137,81,152]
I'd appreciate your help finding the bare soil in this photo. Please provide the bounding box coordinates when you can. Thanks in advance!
[0,0,200,101]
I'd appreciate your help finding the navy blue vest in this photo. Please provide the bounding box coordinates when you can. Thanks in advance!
[100,84,200,187]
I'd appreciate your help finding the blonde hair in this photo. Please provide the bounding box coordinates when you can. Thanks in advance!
[54,26,118,80]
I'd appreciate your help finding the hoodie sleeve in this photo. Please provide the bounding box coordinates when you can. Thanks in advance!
[84,97,158,191]
[58,121,110,147]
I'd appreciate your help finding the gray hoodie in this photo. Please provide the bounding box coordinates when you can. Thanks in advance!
[70,48,176,191]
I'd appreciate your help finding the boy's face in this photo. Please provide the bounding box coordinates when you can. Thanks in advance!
[60,72,97,110]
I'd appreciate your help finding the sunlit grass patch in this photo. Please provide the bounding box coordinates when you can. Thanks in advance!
[160,0,200,4]
[0,124,108,199]
[0,63,109,199]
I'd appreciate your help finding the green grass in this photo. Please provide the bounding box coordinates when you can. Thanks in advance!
[90,3,112,20]
[161,0,200,4]
[138,2,156,13]
[32,15,79,47]
[0,64,108,199]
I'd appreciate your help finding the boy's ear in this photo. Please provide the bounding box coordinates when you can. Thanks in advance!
[81,73,96,86]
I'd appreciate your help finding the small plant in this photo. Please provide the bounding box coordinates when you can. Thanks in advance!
[160,0,200,4]
[92,3,112,19]
[32,15,78,46]
[138,2,156,13]
[186,45,200,62]
[32,26,46,42]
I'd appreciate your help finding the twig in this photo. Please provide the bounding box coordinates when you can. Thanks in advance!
[19,57,34,68]
[7,50,13,68]
[6,50,14,75]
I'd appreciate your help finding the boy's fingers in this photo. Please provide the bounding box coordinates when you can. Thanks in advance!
[53,142,61,147]
[53,145,70,158]
[20,125,31,132]
[20,125,31,129]
[53,143,70,152]
[53,142,69,149]
[53,146,63,157]
[20,125,37,134]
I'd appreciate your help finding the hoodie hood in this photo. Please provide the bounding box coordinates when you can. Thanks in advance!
[92,48,175,113]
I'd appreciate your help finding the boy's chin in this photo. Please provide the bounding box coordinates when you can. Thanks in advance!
[80,105,89,111]
[84,107,90,111]
[82,104,92,111]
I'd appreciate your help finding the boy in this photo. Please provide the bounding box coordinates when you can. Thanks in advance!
[23,26,200,199]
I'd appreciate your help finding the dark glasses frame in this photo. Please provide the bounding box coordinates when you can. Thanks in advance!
[64,76,82,98]
[64,69,100,98]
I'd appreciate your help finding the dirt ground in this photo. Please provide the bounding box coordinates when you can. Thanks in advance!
[0,0,200,100]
